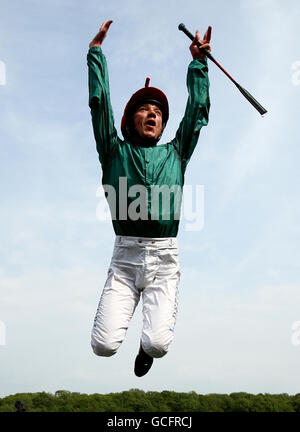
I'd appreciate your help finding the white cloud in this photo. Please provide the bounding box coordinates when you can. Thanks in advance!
[1,260,300,396]
[172,278,300,393]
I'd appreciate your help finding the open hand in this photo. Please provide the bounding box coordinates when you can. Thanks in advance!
[189,26,212,59]
[89,20,113,48]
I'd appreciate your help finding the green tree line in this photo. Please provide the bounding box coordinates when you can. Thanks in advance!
[1,389,300,412]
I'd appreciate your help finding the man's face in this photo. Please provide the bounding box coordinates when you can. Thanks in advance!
[133,103,163,141]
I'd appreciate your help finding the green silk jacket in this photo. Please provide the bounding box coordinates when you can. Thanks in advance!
[87,46,210,238]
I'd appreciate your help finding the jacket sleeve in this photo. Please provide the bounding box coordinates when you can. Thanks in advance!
[171,57,210,169]
[87,46,118,165]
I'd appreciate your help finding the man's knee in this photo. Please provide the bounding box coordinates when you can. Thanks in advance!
[142,334,172,358]
[91,338,119,357]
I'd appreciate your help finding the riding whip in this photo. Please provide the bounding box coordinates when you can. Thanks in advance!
[178,23,268,116]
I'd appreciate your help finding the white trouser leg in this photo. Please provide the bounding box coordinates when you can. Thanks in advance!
[141,246,180,358]
[91,243,140,357]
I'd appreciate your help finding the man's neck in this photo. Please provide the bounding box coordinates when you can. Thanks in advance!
[129,135,158,147]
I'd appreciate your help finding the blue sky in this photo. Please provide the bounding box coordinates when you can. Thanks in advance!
[0,0,300,397]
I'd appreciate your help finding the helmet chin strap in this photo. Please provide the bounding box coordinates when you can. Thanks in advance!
[128,127,162,147]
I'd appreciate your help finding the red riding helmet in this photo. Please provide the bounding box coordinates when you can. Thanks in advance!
[121,77,169,141]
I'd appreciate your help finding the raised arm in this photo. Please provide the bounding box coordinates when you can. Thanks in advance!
[172,27,212,169]
[87,20,118,166]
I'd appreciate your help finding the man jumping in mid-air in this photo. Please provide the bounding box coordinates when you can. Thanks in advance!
[87,20,211,377]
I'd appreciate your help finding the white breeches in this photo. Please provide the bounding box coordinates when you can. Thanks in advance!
[91,235,180,358]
